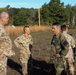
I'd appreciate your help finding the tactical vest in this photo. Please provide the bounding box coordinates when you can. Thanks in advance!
[51,33,64,55]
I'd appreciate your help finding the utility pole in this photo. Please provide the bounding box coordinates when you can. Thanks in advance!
[38,8,40,27]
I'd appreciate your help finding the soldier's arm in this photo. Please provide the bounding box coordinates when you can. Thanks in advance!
[0,37,5,55]
[0,26,4,57]
[3,37,15,57]
[71,36,76,54]
[60,35,69,56]
[14,37,23,49]
[14,37,27,50]
[71,36,76,48]
[14,37,31,55]
[0,28,14,57]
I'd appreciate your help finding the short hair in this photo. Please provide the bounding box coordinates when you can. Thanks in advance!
[61,25,68,31]
[23,26,29,33]
[52,22,60,26]
[0,12,9,18]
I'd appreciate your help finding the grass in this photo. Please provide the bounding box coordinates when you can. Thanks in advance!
[6,27,76,75]
[6,25,51,38]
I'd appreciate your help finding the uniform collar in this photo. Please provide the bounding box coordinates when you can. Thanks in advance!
[23,34,30,37]
[55,32,61,38]
[62,31,67,34]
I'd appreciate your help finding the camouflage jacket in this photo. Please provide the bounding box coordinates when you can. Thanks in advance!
[0,24,15,57]
[14,34,33,55]
[62,32,75,59]
[51,33,69,57]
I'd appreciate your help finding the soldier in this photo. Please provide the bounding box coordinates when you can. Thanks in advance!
[61,25,75,75]
[70,34,76,60]
[14,26,33,75]
[51,22,69,75]
[0,12,15,75]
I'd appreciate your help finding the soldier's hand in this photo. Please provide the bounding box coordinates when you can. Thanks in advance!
[0,52,4,59]
[56,54,61,58]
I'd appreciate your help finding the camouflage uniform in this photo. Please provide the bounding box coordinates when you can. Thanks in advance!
[51,33,69,75]
[70,35,76,60]
[0,24,15,75]
[14,34,33,75]
[63,32,75,75]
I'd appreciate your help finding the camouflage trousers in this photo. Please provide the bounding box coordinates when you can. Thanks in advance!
[20,53,31,75]
[55,57,65,75]
[0,56,7,75]
[64,58,74,75]
[22,61,28,75]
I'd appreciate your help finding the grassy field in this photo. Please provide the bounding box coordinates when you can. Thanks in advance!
[7,28,76,75]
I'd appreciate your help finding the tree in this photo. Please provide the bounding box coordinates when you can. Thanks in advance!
[0,8,7,13]
[49,0,67,23]
[41,0,67,25]
[72,5,76,26]
[14,10,28,25]
[65,4,76,26]
[41,3,50,25]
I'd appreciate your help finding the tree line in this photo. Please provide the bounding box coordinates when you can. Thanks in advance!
[0,0,76,27]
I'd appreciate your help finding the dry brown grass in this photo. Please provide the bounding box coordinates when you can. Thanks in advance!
[6,26,23,37]
[6,25,51,37]
[30,25,51,32]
